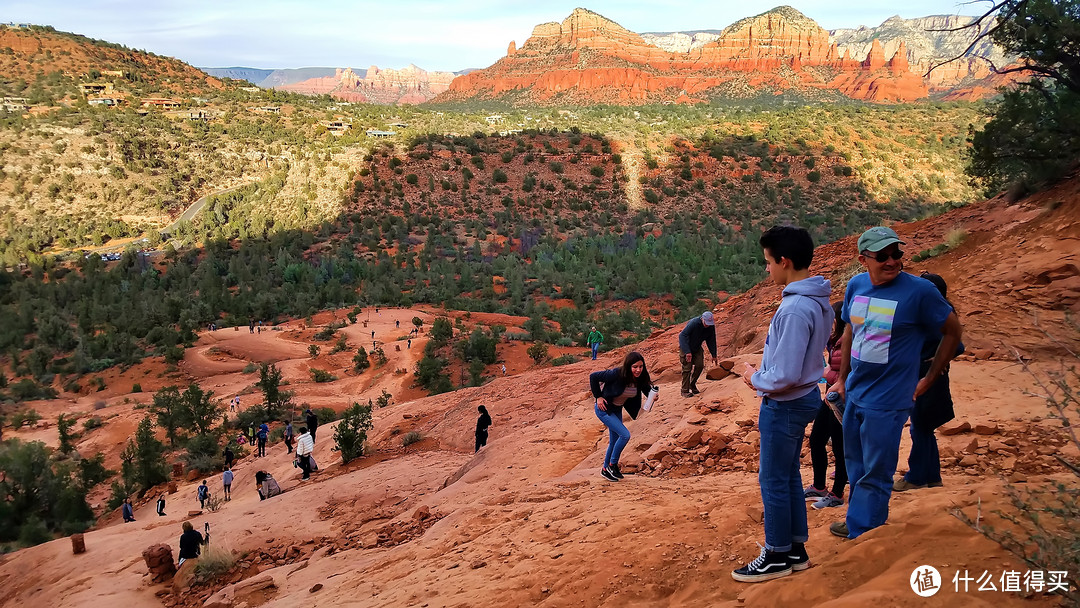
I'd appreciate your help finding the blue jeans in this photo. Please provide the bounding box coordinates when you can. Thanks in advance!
[758,391,820,552]
[904,424,941,486]
[595,405,630,467]
[843,403,911,538]
[591,343,600,360]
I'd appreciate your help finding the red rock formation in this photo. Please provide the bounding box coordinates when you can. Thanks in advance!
[439,7,928,105]
[279,64,456,105]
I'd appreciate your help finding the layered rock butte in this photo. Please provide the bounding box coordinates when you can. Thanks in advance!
[438,6,930,105]
[278,65,456,104]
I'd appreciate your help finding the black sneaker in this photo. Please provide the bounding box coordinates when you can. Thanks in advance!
[690,386,701,395]
[731,546,792,583]
[786,542,810,572]
[609,464,625,479]
[600,467,619,482]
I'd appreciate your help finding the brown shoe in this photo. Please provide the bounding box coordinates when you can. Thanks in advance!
[829,521,849,539]
[893,479,926,492]
[682,392,694,398]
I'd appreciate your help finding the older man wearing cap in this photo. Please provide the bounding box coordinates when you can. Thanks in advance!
[678,311,718,397]
[827,226,962,540]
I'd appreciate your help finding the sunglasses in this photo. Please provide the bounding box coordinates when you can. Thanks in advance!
[862,249,904,263]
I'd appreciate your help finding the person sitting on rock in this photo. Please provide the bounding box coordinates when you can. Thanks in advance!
[156,493,166,517]
[177,521,205,567]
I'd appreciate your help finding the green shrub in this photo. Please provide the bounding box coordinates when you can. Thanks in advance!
[550,354,579,366]
[310,369,336,383]
[353,346,370,372]
[308,344,320,359]
[131,383,142,393]
[82,416,103,431]
[334,402,373,464]
[527,342,549,364]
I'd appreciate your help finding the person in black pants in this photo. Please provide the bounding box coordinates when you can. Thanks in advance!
[305,408,319,444]
[475,405,492,452]
[805,302,848,509]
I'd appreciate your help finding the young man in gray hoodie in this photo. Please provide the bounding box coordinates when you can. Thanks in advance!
[732,225,833,583]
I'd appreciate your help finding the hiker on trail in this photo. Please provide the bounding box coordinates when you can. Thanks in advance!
[222,467,234,501]
[177,521,205,567]
[305,408,319,444]
[247,423,256,447]
[249,319,255,334]
[501,364,506,375]
[587,326,604,360]
[122,498,135,522]
[197,480,210,509]
[407,339,411,349]
[827,227,962,541]
[295,426,315,481]
[230,396,239,412]
[590,351,655,483]
[236,432,247,446]
[371,330,375,339]
[224,445,234,468]
[157,493,166,516]
[733,226,832,583]
[804,301,848,511]
[895,273,965,493]
[396,320,400,328]
[475,405,492,452]
[256,421,269,457]
[678,311,718,397]
[284,421,295,454]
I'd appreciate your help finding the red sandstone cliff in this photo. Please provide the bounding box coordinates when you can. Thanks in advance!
[280,65,456,105]
[438,7,928,106]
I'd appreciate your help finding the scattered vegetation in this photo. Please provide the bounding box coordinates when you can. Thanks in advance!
[334,402,373,464]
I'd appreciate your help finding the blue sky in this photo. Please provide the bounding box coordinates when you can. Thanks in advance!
[6,1,978,72]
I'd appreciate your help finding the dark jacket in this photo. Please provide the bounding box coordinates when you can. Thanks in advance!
[678,317,717,357]
[122,502,134,521]
[178,529,203,559]
[476,412,492,434]
[306,412,318,431]
[589,367,647,420]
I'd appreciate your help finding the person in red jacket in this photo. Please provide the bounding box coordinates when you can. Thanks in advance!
[804,302,848,509]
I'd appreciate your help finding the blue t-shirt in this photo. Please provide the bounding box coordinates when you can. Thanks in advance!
[842,272,953,410]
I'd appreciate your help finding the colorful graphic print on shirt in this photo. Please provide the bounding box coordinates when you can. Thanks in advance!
[849,295,898,365]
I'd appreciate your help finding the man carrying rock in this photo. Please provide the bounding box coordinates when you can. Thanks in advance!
[828,227,962,540]
[678,311,718,397]
[177,521,206,567]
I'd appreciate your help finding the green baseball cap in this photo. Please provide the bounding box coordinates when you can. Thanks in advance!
[857,226,904,253]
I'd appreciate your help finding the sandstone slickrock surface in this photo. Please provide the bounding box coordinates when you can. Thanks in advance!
[279,65,456,104]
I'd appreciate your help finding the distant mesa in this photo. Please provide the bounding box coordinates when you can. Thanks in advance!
[436,6,1014,106]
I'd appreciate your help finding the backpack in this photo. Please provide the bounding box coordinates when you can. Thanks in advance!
[198,485,208,500]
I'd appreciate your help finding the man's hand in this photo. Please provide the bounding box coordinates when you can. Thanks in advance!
[684,352,692,363]
[739,362,756,389]
[913,375,935,399]
[827,379,845,401]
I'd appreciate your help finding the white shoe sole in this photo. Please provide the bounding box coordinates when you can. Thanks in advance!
[731,568,792,583]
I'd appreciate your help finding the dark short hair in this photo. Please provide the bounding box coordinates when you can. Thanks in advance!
[759,226,814,270]
[299,426,307,434]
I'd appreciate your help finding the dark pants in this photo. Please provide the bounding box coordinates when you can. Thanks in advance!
[299,454,312,479]
[257,437,267,457]
[680,349,704,394]
[809,402,848,497]
[310,428,317,444]
[475,429,488,452]
[904,367,953,486]
[285,437,293,453]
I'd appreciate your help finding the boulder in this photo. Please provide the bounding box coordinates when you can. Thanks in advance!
[202,573,277,608]
[939,421,971,436]
[673,428,704,449]
[71,533,86,555]
[974,424,999,436]
[705,368,731,380]
[171,557,197,593]
[142,544,176,584]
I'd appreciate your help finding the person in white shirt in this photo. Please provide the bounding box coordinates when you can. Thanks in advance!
[295,427,315,480]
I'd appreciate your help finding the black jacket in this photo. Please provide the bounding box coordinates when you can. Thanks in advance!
[678,316,717,357]
[476,412,492,433]
[178,530,203,559]
[306,412,318,431]
[589,367,647,420]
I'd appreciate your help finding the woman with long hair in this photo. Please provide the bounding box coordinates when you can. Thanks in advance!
[475,405,492,452]
[804,301,848,509]
[589,351,654,482]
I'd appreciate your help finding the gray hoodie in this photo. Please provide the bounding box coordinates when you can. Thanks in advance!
[752,276,833,401]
